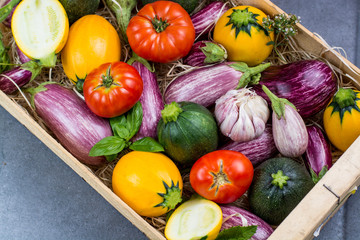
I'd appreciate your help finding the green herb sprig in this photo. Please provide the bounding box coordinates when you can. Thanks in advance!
[89,102,164,162]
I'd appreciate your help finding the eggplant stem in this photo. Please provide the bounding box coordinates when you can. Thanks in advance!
[230,62,271,89]
[262,85,296,119]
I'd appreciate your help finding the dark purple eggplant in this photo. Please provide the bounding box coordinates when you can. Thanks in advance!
[0,67,32,94]
[219,125,278,166]
[304,125,333,183]
[28,83,112,166]
[0,0,19,28]
[16,44,31,63]
[183,41,227,67]
[131,61,164,141]
[253,60,337,118]
[164,62,270,107]
[191,1,229,38]
[220,205,274,240]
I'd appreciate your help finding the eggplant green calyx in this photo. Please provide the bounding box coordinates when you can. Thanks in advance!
[152,15,170,33]
[161,102,183,124]
[0,0,21,23]
[127,52,155,72]
[230,62,270,89]
[25,82,59,108]
[226,7,269,38]
[271,170,289,189]
[333,88,356,109]
[201,42,227,64]
[262,84,296,119]
[21,60,43,81]
[155,180,182,210]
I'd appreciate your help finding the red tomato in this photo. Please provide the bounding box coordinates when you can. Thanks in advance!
[83,62,143,118]
[126,1,195,63]
[190,150,254,204]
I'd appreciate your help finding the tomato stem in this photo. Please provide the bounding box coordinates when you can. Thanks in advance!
[102,65,114,88]
[152,15,169,33]
[209,160,231,196]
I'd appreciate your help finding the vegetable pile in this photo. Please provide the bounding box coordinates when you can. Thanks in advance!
[1,0,358,239]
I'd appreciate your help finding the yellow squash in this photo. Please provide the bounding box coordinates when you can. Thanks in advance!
[323,88,360,152]
[213,6,274,66]
[61,14,121,89]
[11,0,69,67]
[165,197,223,240]
[112,151,183,217]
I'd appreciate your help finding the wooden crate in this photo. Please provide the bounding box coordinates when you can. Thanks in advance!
[1,0,360,239]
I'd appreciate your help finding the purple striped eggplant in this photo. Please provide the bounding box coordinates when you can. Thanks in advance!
[191,1,229,38]
[16,44,31,63]
[0,67,32,94]
[131,61,164,141]
[262,85,308,157]
[28,83,112,166]
[219,125,278,166]
[252,60,336,118]
[220,205,274,240]
[183,41,227,67]
[164,62,270,107]
[304,125,333,183]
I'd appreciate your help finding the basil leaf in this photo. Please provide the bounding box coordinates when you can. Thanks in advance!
[109,101,143,140]
[126,101,143,138]
[215,226,257,240]
[129,137,164,152]
[89,136,126,157]
[105,154,118,162]
[113,125,131,140]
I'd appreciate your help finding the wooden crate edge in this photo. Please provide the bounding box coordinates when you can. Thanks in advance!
[0,91,166,240]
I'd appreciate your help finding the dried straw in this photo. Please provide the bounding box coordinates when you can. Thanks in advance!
[0,0,356,234]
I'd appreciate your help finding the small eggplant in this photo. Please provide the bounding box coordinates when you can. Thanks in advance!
[214,88,270,142]
[191,1,229,38]
[219,124,278,166]
[183,41,227,67]
[131,61,164,141]
[16,44,31,64]
[304,125,332,183]
[0,67,32,94]
[262,85,308,157]
[27,83,113,166]
[164,62,270,107]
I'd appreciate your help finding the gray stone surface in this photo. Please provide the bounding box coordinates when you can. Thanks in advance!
[0,0,359,239]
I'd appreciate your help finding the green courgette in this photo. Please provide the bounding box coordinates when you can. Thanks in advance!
[59,0,100,24]
[157,102,218,165]
[248,157,314,225]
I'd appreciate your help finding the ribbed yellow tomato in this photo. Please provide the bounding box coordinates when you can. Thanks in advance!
[213,6,274,66]
[11,0,69,67]
[61,14,121,88]
[323,88,360,152]
[165,197,223,240]
[112,151,183,217]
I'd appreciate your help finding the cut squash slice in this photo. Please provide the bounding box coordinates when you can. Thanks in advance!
[165,197,223,240]
[11,0,69,67]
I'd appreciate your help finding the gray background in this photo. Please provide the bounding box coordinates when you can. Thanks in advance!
[0,0,359,239]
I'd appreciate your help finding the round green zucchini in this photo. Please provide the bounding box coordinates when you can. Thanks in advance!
[157,101,218,165]
[248,157,314,226]
[141,0,199,14]
[59,0,100,24]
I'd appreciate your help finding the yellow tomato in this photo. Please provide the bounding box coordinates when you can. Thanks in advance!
[12,0,69,67]
[165,197,223,240]
[61,14,121,87]
[323,88,360,152]
[112,151,183,217]
[213,6,274,66]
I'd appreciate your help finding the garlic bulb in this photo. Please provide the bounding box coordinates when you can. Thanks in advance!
[215,88,270,142]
